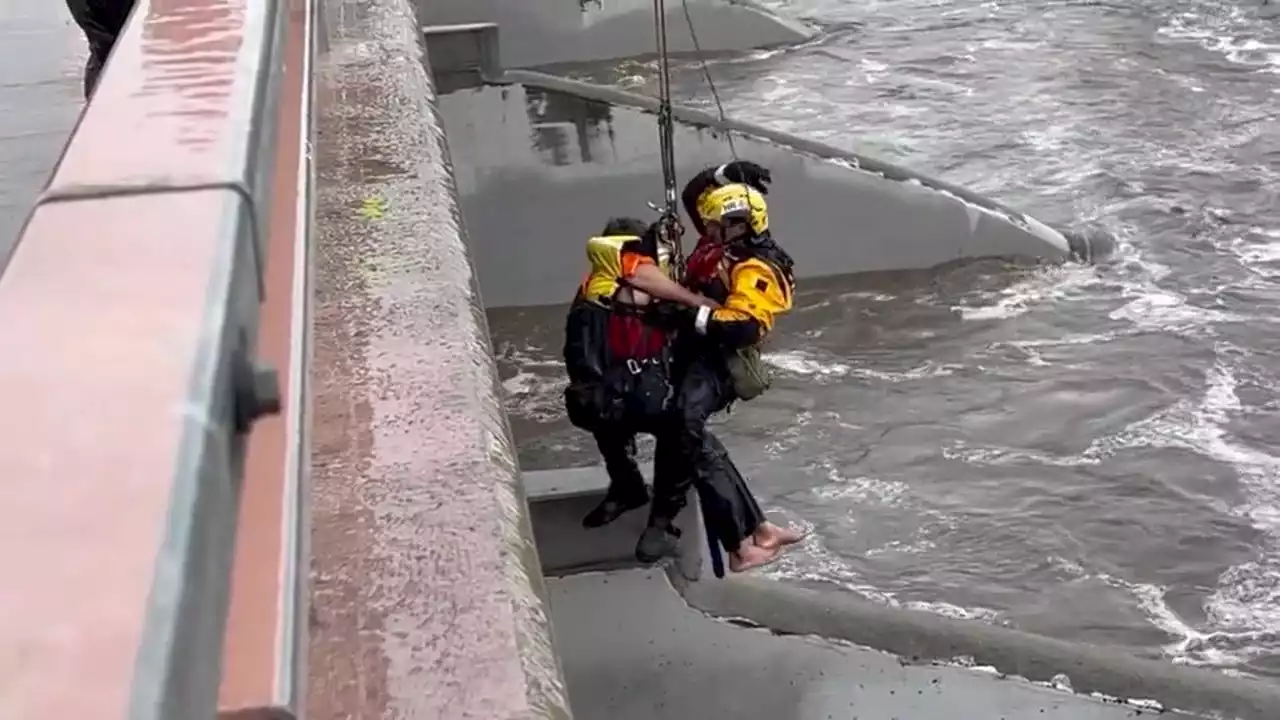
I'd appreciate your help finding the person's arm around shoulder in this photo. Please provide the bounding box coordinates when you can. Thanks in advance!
[622,253,720,308]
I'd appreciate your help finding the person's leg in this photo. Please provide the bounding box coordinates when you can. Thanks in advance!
[695,430,783,571]
[635,424,686,561]
[82,51,103,99]
[698,431,804,571]
[640,356,785,568]
[66,1,137,99]
[582,427,650,528]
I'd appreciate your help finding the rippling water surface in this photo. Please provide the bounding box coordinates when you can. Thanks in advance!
[491,0,1280,677]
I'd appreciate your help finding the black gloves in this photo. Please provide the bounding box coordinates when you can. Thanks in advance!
[649,302,697,333]
[723,161,772,195]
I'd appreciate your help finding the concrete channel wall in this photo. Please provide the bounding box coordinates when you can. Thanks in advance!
[411,0,815,70]
[422,23,1108,308]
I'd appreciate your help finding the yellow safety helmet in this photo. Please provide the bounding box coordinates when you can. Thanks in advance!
[696,183,769,236]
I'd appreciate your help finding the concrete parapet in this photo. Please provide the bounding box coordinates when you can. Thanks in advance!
[0,1,302,718]
[217,0,315,717]
[309,0,570,718]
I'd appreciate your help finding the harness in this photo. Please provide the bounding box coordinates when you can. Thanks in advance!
[597,294,668,376]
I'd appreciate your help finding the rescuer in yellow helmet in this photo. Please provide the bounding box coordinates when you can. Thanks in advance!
[563,217,720,529]
[680,160,773,240]
[637,168,805,574]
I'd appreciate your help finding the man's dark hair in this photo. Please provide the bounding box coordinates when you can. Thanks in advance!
[602,217,660,260]
[601,217,650,237]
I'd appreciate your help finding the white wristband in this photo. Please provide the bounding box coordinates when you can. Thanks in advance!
[713,164,730,185]
[694,305,712,335]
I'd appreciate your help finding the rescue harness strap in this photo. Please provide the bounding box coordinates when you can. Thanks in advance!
[653,0,685,279]
[655,0,732,579]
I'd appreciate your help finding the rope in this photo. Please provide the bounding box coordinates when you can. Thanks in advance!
[680,0,737,160]
[651,0,742,275]
[651,0,741,579]
[653,0,685,277]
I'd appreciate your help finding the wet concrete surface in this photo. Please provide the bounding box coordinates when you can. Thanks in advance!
[527,465,1280,720]
[413,0,812,70]
[0,1,85,257]
[548,567,1182,720]
[309,0,569,718]
[434,77,1073,308]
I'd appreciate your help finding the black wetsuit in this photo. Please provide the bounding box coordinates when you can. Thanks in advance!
[65,0,137,98]
[639,165,794,570]
[563,295,669,523]
[644,235,795,561]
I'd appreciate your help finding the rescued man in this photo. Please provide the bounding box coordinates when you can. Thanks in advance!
[637,169,804,573]
[563,217,720,528]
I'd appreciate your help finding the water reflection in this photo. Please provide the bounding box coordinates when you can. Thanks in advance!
[415,0,809,69]
[436,81,1069,307]
[526,86,615,165]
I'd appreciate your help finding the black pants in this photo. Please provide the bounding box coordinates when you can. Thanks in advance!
[65,0,136,98]
[593,426,648,501]
[650,353,764,553]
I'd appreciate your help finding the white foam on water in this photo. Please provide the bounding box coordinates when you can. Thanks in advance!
[765,349,961,383]
[948,263,1100,321]
[501,369,567,423]
[766,458,1000,620]
[765,349,854,378]
[1158,5,1280,74]
[941,441,1101,468]
[763,526,1001,622]
[984,329,1126,367]
[1076,348,1280,667]
[858,57,890,84]
[1108,288,1244,334]
[811,471,911,509]
[1106,238,1249,335]
[1227,227,1280,273]
[499,346,568,422]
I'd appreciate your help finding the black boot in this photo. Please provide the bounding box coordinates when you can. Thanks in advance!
[635,519,682,563]
[582,484,651,528]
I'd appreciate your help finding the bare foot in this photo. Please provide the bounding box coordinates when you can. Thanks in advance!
[753,521,806,551]
[728,541,783,573]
